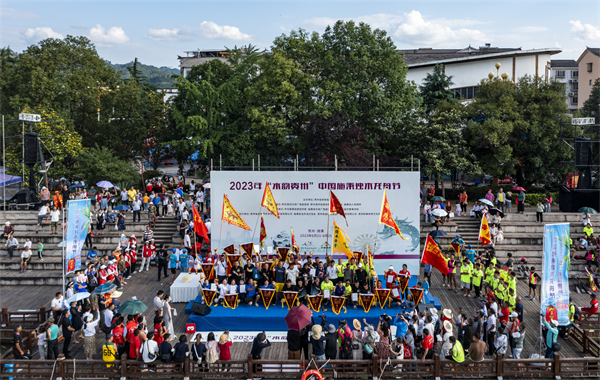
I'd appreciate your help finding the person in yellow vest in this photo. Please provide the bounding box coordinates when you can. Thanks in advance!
[492,271,500,293]
[484,262,495,286]
[102,333,117,369]
[472,263,484,299]
[447,336,465,363]
[496,278,506,305]
[508,288,516,312]
[442,252,450,287]
[336,258,345,279]
[507,272,517,294]
[460,259,472,297]
[526,267,541,301]
[565,299,577,338]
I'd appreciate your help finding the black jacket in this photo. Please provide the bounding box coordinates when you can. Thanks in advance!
[158,341,172,363]
[287,330,301,351]
[462,324,476,349]
[325,332,338,359]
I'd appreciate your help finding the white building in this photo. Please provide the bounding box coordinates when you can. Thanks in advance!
[550,59,579,113]
[178,49,229,78]
[402,45,561,100]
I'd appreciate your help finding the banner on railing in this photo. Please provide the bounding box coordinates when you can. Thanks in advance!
[541,223,570,326]
[65,200,91,274]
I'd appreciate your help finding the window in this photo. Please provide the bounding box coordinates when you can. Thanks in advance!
[452,86,479,100]
[556,70,565,78]
[587,63,593,72]
[591,80,594,86]
[572,83,578,91]
[572,97,578,105]
[572,71,579,78]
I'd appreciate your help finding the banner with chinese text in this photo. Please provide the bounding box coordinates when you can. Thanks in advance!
[541,223,570,326]
[65,200,91,274]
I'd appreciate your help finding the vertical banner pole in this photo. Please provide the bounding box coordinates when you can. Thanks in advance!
[325,191,331,258]
[62,202,66,296]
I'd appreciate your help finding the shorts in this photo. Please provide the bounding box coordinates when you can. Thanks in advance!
[170,268,177,274]
[461,281,471,289]
[529,283,537,290]
[275,282,284,293]
[51,221,58,228]
[447,273,455,280]
[38,216,45,224]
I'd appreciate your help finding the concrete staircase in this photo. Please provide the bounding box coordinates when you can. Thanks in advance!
[0,210,177,286]
[420,212,599,278]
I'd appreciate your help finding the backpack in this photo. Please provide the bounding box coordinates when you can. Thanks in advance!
[206,344,218,364]
[88,274,99,288]
[340,334,353,354]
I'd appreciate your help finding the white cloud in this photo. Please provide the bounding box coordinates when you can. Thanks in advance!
[89,24,130,45]
[569,20,600,42]
[393,10,487,47]
[145,28,189,42]
[511,26,548,33]
[199,21,253,40]
[304,14,402,30]
[23,27,63,42]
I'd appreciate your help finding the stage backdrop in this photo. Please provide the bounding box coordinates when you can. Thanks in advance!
[211,171,420,274]
[541,223,570,326]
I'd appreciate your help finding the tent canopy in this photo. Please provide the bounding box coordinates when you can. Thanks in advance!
[0,173,22,187]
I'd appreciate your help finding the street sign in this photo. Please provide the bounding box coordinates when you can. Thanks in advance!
[18,113,42,122]
[571,117,595,125]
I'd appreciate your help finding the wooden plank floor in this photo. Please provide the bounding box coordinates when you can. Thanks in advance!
[1,261,593,360]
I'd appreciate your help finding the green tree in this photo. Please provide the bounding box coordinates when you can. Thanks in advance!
[74,145,140,185]
[581,77,600,120]
[407,101,479,196]
[418,63,455,114]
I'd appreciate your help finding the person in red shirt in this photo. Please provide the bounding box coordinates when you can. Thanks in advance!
[111,317,126,355]
[580,294,599,317]
[421,328,434,362]
[123,251,132,280]
[130,248,138,275]
[398,264,411,300]
[384,265,397,289]
[98,265,108,285]
[125,316,137,342]
[218,331,232,361]
[128,329,141,359]
[153,316,166,345]
[498,302,511,326]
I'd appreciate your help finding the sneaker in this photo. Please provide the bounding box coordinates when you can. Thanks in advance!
[126,276,132,279]
[353,305,357,309]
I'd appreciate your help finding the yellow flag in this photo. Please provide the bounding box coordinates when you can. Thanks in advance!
[261,182,279,218]
[332,220,353,259]
[222,194,251,230]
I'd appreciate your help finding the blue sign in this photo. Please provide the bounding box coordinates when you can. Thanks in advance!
[541,223,570,326]
[65,200,91,274]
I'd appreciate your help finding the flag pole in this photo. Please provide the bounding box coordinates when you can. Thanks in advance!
[325,190,331,258]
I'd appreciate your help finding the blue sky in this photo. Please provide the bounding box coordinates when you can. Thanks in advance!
[2,0,599,68]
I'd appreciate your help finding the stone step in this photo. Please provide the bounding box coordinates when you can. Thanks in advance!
[503,213,599,223]
[0,269,64,286]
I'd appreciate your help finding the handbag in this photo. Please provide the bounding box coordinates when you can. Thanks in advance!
[193,343,203,365]
[363,343,373,354]
[352,343,359,350]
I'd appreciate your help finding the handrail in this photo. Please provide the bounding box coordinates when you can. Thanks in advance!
[1,353,599,379]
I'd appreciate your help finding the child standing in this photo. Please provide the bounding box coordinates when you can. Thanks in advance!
[179,249,189,274]
[37,241,44,260]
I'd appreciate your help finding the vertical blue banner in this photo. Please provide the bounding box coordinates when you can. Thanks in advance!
[66,199,91,274]
[541,223,571,326]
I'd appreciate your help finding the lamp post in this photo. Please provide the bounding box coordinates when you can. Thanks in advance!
[135,156,144,190]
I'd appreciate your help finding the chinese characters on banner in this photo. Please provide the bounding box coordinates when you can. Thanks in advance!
[65,200,91,274]
[541,223,570,326]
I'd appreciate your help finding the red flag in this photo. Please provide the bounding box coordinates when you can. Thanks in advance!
[329,190,348,226]
[422,235,450,275]
[449,242,460,256]
[260,215,267,248]
[192,206,210,244]
[379,190,405,239]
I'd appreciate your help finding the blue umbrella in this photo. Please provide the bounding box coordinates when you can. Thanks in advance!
[94,283,116,294]
[428,230,448,237]
[69,184,86,190]
[97,181,114,188]
[113,205,131,211]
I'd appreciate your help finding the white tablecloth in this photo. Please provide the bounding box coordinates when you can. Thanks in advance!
[170,273,202,302]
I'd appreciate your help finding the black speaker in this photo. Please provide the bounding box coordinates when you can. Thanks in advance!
[417,303,435,314]
[23,132,39,166]
[191,302,211,316]
[575,137,592,169]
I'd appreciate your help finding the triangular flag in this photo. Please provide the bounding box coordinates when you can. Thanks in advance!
[260,289,276,310]
[359,294,375,313]
[308,295,323,313]
[375,288,391,309]
[200,263,214,280]
[223,244,235,256]
[222,194,250,230]
[379,190,406,240]
[192,206,210,244]
[329,190,348,226]
[409,288,424,305]
[259,215,267,248]
[449,242,461,256]
[478,217,491,246]
[201,288,217,306]
[332,220,354,260]
[277,247,290,262]
[422,235,450,275]
[240,243,254,256]
[331,296,346,315]
[261,183,279,218]
[283,291,298,309]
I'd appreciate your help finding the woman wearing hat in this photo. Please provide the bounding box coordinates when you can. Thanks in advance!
[218,330,233,363]
[83,309,100,360]
[351,319,365,360]
[441,321,454,359]
[356,320,377,360]
[325,324,338,359]
[309,325,326,360]
[441,309,453,333]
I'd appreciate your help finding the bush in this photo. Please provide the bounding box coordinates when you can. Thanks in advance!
[143,170,162,181]
[525,192,558,206]
[74,145,140,186]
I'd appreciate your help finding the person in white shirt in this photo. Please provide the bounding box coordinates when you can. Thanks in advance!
[36,205,48,233]
[83,310,101,360]
[51,292,64,320]
[141,331,159,363]
[216,256,228,282]
[154,290,165,311]
[218,279,231,304]
[104,304,115,327]
[132,196,142,223]
[50,207,60,234]
[24,238,32,250]
[20,246,32,273]
[196,191,205,212]
[583,213,592,227]
[326,262,338,284]
[287,264,299,285]
[423,201,431,223]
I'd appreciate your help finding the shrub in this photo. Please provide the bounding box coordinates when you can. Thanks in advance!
[143,170,162,181]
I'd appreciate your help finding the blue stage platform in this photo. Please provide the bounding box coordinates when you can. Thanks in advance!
[186,277,442,332]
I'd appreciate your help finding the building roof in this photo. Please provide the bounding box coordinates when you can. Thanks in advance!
[402,47,561,68]
[577,47,600,63]
[551,59,578,68]
[178,56,228,68]
[399,46,521,65]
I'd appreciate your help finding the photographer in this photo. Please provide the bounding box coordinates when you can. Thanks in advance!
[250,332,271,359]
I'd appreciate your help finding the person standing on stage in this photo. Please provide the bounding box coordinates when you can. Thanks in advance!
[216,255,228,283]
[274,260,287,301]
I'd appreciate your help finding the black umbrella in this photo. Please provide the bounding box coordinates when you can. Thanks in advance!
[488,208,505,217]
[428,230,448,237]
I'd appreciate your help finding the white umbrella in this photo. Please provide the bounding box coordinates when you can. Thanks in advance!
[431,209,448,217]
[478,199,494,207]
[66,292,91,304]
[203,183,211,189]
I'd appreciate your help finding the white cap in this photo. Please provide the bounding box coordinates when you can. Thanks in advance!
[388,265,394,270]
[358,263,363,268]
[551,320,558,326]
[5,222,10,226]
[509,312,518,318]
[100,265,107,269]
